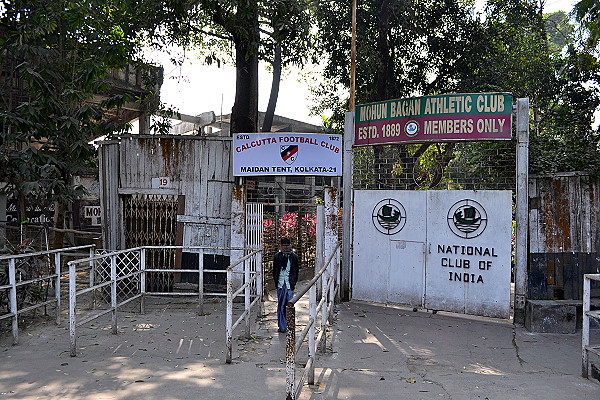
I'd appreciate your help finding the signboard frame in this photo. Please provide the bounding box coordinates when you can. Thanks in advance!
[354,92,513,146]
[233,132,342,176]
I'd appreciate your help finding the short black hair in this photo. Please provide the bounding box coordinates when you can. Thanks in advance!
[280,237,291,245]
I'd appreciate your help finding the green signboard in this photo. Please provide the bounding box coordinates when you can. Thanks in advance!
[355,93,513,146]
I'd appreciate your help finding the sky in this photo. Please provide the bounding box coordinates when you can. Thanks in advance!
[151,0,581,127]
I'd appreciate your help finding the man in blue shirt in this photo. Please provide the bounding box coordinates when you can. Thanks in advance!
[272,237,299,333]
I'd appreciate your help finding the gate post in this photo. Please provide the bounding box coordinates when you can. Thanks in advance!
[342,111,354,301]
[231,184,246,291]
[514,97,530,325]
[316,204,324,297]
[324,187,338,310]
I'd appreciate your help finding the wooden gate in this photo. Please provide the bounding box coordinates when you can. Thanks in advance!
[528,173,600,300]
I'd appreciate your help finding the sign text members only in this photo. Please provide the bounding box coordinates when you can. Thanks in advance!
[233,133,342,176]
[355,93,513,146]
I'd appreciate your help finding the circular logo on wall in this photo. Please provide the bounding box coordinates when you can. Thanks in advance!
[404,120,419,137]
[447,199,488,239]
[372,199,407,235]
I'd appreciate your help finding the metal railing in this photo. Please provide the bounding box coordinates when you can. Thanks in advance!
[582,273,600,378]
[67,246,262,358]
[0,245,96,345]
[226,248,263,363]
[285,242,340,400]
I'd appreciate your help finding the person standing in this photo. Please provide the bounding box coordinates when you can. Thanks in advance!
[273,237,299,333]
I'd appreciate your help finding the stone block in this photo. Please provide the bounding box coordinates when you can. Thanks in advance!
[525,300,577,334]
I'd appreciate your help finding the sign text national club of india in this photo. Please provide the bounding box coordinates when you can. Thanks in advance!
[355,92,513,146]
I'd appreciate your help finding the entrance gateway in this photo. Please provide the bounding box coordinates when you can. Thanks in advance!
[347,92,519,319]
[352,190,512,318]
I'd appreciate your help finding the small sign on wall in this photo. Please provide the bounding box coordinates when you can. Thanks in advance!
[152,177,172,189]
[83,205,102,226]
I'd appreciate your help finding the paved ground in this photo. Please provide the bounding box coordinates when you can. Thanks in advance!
[1,292,599,399]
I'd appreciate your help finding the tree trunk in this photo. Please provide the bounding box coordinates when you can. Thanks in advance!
[262,45,282,132]
[230,1,259,134]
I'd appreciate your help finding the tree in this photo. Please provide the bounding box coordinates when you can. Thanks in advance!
[0,0,160,246]
[312,0,600,187]
[313,0,485,188]
[574,0,600,50]
[168,0,312,133]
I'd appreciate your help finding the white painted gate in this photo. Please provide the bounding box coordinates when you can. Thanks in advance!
[353,190,512,319]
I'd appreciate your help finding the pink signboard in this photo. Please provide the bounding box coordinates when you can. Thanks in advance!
[355,93,513,146]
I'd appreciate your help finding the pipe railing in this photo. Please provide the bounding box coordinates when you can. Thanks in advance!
[285,242,340,400]
[225,248,263,363]
[582,273,600,378]
[0,244,95,345]
[67,246,262,359]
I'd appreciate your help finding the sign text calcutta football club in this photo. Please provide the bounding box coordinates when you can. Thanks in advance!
[233,133,342,176]
[355,93,513,146]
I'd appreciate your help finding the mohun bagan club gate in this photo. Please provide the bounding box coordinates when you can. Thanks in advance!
[352,190,512,319]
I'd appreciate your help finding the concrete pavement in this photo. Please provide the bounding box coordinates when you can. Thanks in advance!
[1,294,599,399]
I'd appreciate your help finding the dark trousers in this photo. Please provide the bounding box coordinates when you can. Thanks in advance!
[276,286,294,332]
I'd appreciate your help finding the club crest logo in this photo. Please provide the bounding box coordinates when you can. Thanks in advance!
[447,199,488,239]
[404,120,419,137]
[372,199,407,235]
[281,145,298,165]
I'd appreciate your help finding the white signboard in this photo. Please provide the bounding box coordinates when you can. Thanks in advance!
[233,133,342,176]
[353,190,512,319]
[151,177,172,189]
[83,205,102,226]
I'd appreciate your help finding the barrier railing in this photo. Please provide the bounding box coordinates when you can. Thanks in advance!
[0,245,95,345]
[67,246,262,358]
[226,249,263,363]
[582,273,600,378]
[285,242,340,400]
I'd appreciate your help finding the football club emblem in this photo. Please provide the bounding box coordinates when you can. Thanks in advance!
[447,199,488,239]
[404,120,419,137]
[281,145,298,165]
[372,199,407,235]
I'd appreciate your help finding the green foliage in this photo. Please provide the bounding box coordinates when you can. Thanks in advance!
[0,0,152,208]
[312,0,600,182]
[574,0,600,50]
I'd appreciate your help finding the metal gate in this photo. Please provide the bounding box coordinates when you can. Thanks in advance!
[353,190,513,318]
[123,194,179,292]
[261,203,317,286]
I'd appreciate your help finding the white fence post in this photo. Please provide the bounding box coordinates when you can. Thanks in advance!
[110,255,117,335]
[316,204,325,298]
[140,248,146,314]
[582,275,591,378]
[198,249,204,315]
[54,253,61,325]
[257,249,264,316]
[308,285,316,385]
[244,257,251,337]
[69,261,77,357]
[8,258,18,345]
[226,267,233,364]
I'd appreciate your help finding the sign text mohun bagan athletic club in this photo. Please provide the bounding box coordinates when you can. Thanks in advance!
[355,93,512,146]
[233,133,342,176]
